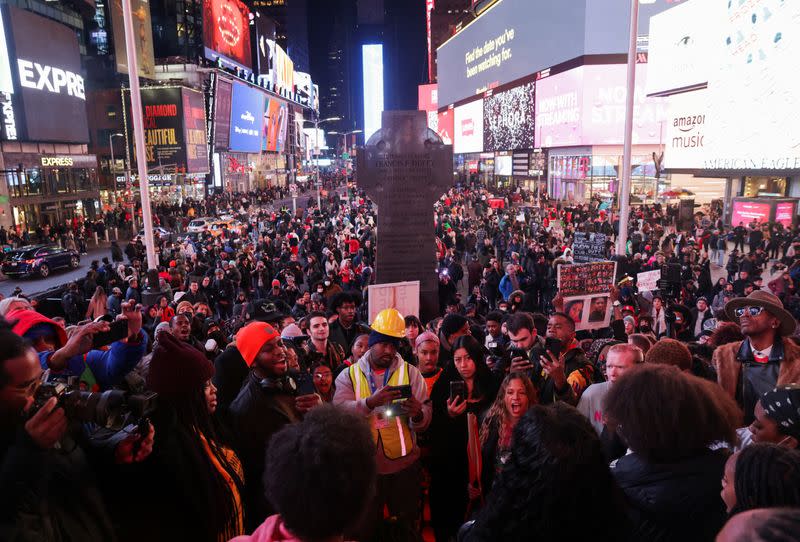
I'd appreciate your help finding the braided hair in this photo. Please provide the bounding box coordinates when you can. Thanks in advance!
[730,444,800,515]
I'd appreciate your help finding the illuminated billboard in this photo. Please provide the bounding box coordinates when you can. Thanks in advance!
[418,83,438,132]
[454,99,484,154]
[362,44,384,141]
[263,97,288,152]
[0,5,89,143]
[483,81,534,152]
[202,0,253,73]
[110,0,155,79]
[228,81,264,153]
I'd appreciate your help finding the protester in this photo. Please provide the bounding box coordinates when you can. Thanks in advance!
[721,444,800,516]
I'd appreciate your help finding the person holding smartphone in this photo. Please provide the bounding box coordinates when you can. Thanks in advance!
[429,335,498,542]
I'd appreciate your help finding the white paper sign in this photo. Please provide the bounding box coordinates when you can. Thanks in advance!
[637,270,661,293]
[368,281,420,324]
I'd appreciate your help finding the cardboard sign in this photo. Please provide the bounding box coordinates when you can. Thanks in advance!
[557,262,617,331]
[572,232,608,263]
[368,281,420,324]
[637,270,661,292]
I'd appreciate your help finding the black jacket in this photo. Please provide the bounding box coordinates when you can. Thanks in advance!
[612,450,728,542]
[213,346,249,417]
[229,373,301,531]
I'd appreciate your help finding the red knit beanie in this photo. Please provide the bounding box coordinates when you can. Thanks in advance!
[147,331,214,396]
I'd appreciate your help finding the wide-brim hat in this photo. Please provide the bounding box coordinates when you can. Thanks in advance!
[725,290,797,336]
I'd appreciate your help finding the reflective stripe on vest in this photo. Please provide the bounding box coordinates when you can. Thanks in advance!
[349,362,414,460]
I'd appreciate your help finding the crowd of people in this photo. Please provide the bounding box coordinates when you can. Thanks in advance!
[1,172,800,542]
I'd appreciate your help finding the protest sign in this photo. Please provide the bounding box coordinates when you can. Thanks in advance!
[637,270,661,292]
[368,281,420,324]
[557,262,617,331]
[572,232,608,263]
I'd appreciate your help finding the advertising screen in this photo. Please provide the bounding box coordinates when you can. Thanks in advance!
[664,88,709,169]
[214,77,233,150]
[454,99,484,154]
[418,83,438,131]
[126,87,187,171]
[0,5,89,143]
[731,201,771,227]
[775,202,797,228]
[437,109,454,145]
[362,44,384,141]
[110,0,155,78]
[271,42,294,95]
[535,64,666,147]
[228,81,264,153]
[436,0,675,107]
[483,81,534,152]
[495,155,513,175]
[202,0,252,72]
[295,71,312,106]
[182,88,208,174]
[263,97,288,153]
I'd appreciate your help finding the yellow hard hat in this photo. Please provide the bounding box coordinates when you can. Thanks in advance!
[371,308,406,338]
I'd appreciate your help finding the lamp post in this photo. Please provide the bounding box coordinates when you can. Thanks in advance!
[304,116,341,210]
[109,132,124,204]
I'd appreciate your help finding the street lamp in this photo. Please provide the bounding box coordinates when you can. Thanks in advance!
[304,116,341,209]
[109,132,124,206]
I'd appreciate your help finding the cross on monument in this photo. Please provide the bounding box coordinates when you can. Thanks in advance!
[357,110,454,322]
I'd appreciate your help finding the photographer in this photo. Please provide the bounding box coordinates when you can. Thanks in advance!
[8,300,147,392]
[0,320,153,541]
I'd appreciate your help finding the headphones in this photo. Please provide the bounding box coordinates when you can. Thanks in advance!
[259,375,297,394]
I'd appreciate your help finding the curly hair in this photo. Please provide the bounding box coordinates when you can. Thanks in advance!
[709,321,745,348]
[479,372,538,448]
[604,364,741,463]
[730,444,800,515]
[468,403,627,541]
[264,405,376,541]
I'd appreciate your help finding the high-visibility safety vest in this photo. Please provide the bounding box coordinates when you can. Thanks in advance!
[349,362,414,460]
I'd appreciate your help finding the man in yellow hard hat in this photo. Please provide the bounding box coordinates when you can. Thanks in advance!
[333,307,431,537]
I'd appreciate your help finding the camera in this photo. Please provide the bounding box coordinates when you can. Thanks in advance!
[656,263,682,300]
[31,372,157,431]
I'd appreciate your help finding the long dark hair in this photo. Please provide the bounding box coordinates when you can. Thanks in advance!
[152,386,244,538]
[468,404,627,541]
[449,335,494,400]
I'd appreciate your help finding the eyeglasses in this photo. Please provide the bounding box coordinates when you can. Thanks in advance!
[734,306,765,318]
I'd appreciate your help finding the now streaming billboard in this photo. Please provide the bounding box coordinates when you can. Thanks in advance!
[0,5,89,143]
[535,64,667,148]
[228,81,264,153]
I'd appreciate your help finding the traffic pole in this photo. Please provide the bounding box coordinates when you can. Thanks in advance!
[121,0,157,270]
[616,0,639,257]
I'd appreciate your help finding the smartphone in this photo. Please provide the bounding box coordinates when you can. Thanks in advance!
[509,347,527,360]
[450,381,467,402]
[292,371,317,396]
[91,320,129,349]
[545,337,563,359]
[390,384,412,399]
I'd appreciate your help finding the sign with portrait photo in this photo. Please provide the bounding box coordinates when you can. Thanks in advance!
[557,262,616,331]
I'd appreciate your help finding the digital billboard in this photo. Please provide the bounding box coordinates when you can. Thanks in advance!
[362,44,384,141]
[182,88,209,174]
[202,0,252,73]
[664,88,709,170]
[437,109,454,145]
[731,201,772,227]
[483,81,534,152]
[534,64,667,148]
[776,202,797,228]
[228,81,264,153]
[418,83,438,132]
[295,71,313,107]
[453,99,484,154]
[0,5,89,143]
[263,97,288,153]
[436,0,676,106]
[214,77,233,150]
[125,87,187,171]
[110,0,155,79]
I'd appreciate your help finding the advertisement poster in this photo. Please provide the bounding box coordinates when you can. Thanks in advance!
[454,99,484,154]
[263,97,288,152]
[483,81,535,152]
[0,5,89,143]
[269,41,294,94]
[126,87,187,172]
[418,83,438,132]
[214,78,233,150]
[437,109,454,145]
[368,281,420,324]
[731,201,771,226]
[110,0,155,78]
[636,270,661,293]
[228,81,264,153]
[664,88,710,170]
[202,0,252,72]
[775,202,797,228]
[557,262,616,331]
[182,88,209,174]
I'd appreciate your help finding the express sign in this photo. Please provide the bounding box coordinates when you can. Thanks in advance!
[0,5,89,142]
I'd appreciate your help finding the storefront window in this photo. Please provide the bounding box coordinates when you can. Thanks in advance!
[548,154,660,203]
[743,176,787,197]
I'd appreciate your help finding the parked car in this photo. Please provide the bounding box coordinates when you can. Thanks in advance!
[137,226,174,244]
[1,245,80,278]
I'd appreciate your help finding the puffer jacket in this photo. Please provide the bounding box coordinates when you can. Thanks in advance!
[612,449,729,542]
